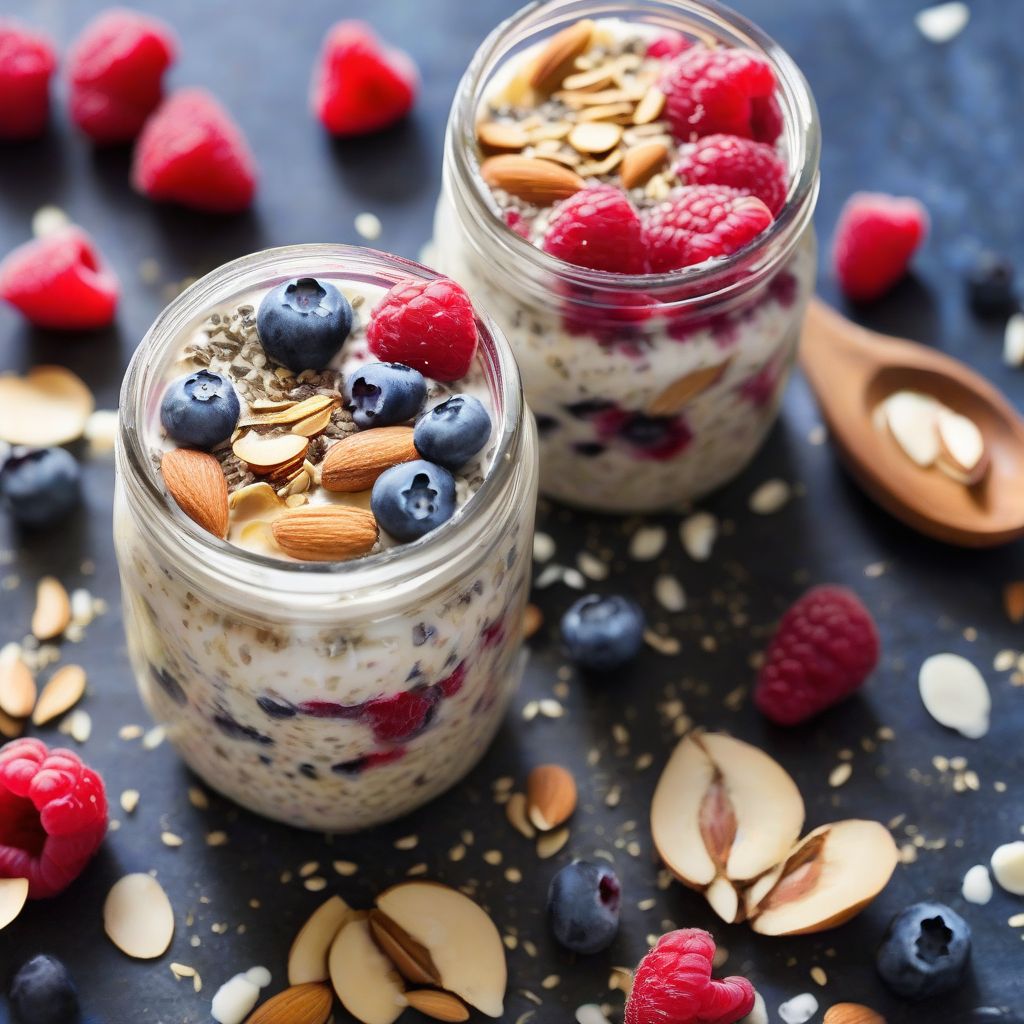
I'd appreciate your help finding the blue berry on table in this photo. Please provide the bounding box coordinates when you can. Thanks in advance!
[966,251,1018,317]
[159,369,239,449]
[561,594,646,671]
[345,361,426,429]
[256,276,352,372]
[413,394,491,469]
[0,447,81,527]
[9,954,80,1024]
[876,901,971,999]
[547,860,621,954]
[371,459,456,542]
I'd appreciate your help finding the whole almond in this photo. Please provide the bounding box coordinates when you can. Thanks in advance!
[823,1004,886,1024]
[621,141,669,190]
[480,155,584,206]
[321,427,417,493]
[244,983,333,1024]
[405,989,470,1023]
[161,449,229,539]
[32,576,71,640]
[526,764,577,832]
[0,657,36,719]
[530,19,595,93]
[271,506,378,562]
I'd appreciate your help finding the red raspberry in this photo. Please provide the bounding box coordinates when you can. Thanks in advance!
[646,31,692,60]
[364,688,439,744]
[832,192,928,302]
[0,226,119,330]
[626,929,755,1024]
[751,93,783,144]
[367,277,478,382]
[0,738,108,899]
[659,47,776,141]
[676,134,788,215]
[755,585,880,726]
[132,89,257,213]
[0,21,57,140]
[644,185,773,272]
[68,8,176,143]
[311,21,418,136]
[542,185,646,274]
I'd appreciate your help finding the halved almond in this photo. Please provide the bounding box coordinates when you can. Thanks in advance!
[935,407,988,485]
[529,19,595,93]
[0,655,36,719]
[621,141,669,190]
[0,877,29,931]
[32,575,71,640]
[568,121,623,154]
[329,917,407,1024]
[633,87,666,125]
[477,121,530,152]
[405,990,470,1022]
[368,909,440,986]
[233,431,310,474]
[161,448,229,538]
[239,394,336,428]
[0,366,94,446]
[104,873,175,959]
[646,360,731,416]
[244,982,333,1024]
[271,506,378,562]
[32,664,86,725]
[480,155,584,206]
[289,895,356,985]
[321,427,417,492]
[526,764,577,832]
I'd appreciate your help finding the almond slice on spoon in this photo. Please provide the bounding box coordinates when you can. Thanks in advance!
[289,895,356,985]
[329,917,407,1024]
[880,390,940,467]
[935,407,988,484]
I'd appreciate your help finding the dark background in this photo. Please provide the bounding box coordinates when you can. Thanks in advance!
[1,1,1023,1021]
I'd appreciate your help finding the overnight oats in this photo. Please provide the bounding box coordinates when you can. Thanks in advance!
[434,0,820,512]
[114,245,538,831]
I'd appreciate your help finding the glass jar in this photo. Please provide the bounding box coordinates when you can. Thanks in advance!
[114,245,538,832]
[434,0,820,513]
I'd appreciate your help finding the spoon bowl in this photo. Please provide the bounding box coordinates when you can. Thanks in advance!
[800,298,1024,547]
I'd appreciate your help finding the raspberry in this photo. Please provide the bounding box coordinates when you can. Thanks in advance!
[367,277,478,382]
[646,31,692,60]
[542,186,646,274]
[363,688,440,743]
[751,93,784,144]
[0,738,108,899]
[311,21,418,136]
[0,226,119,330]
[644,185,773,272]
[68,9,176,143]
[0,21,57,140]
[832,192,928,302]
[659,47,776,141]
[626,929,755,1024]
[676,134,788,215]
[131,89,257,213]
[755,585,880,726]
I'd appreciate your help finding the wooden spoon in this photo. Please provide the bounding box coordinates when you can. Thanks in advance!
[799,297,1024,547]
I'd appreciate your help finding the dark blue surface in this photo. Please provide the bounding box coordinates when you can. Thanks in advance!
[1,2,1023,1022]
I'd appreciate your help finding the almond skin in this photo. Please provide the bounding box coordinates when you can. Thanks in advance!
[321,427,418,493]
[823,1004,886,1024]
[526,764,577,832]
[621,141,669,189]
[405,989,470,1022]
[161,448,229,539]
[480,155,584,206]
[530,19,595,93]
[271,505,378,562]
[646,360,731,416]
[243,983,333,1024]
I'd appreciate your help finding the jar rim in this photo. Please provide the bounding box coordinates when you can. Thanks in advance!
[446,0,821,305]
[117,243,527,599]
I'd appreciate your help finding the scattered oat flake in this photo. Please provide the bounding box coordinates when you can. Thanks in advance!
[644,630,680,655]
[120,790,140,814]
[809,966,827,986]
[576,1005,612,1024]
[170,962,196,979]
[538,698,564,718]
[142,725,166,750]
[354,212,382,240]
[31,205,69,238]
[59,708,92,743]
[333,860,358,876]
[577,551,609,580]
[1008,912,1024,928]
[680,512,717,561]
[394,834,419,850]
[541,975,560,990]
[655,574,686,612]
[919,653,990,738]
[533,532,555,562]
[505,867,523,883]
[206,831,228,847]
[915,2,969,43]
[962,864,993,905]
[749,479,791,514]
[119,724,144,740]
[630,525,666,561]
[829,763,852,788]
[778,993,818,1024]
[161,831,184,848]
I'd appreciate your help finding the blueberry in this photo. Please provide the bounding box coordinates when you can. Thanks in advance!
[413,395,491,470]
[966,252,1018,317]
[877,901,972,999]
[371,460,456,542]
[159,369,239,449]
[0,447,81,528]
[561,594,645,671]
[547,860,621,954]
[9,954,80,1024]
[345,362,426,429]
[256,277,352,372]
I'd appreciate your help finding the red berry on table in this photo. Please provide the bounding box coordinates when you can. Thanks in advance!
[754,584,880,726]
[68,8,176,143]
[367,277,478,382]
[542,185,646,274]
[659,47,776,141]
[832,192,929,302]
[132,88,257,213]
[644,185,774,273]
[676,134,788,215]
[625,929,755,1024]
[0,738,108,900]
[311,20,418,137]
[0,226,119,330]
[0,20,57,141]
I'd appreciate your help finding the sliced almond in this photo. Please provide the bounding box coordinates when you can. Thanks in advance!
[823,1004,887,1024]
[568,122,623,154]
[530,19,595,93]
[935,407,988,485]
[104,873,175,959]
[233,432,309,474]
[526,764,577,832]
[32,664,86,725]
[161,448,229,538]
[881,391,940,467]
[321,427,417,492]
[578,103,636,123]
[244,983,333,1024]
[562,62,619,92]
[0,877,29,931]
[368,909,440,986]
[480,155,584,206]
[527,121,573,143]
[250,398,297,413]
[477,121,530,152]
[621,141,669,190]
[289,895,356,985]
[646,360,731,416]
[0,708,24,739]
[918,652,990,739]
[633,87,666,125]
[505,792,536,840]
[576,149,624,178]
[555,87,645,108]
[405,990,470,1023]
[329,917,407,1024]
[291,407,335,438]
[0,656,36,719]
[32,575,71,640]
[239,395,336,428]
[0,365,94,446]
[272,506,378,562]
[1003,581,1024,624]
[229,482,285,518]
